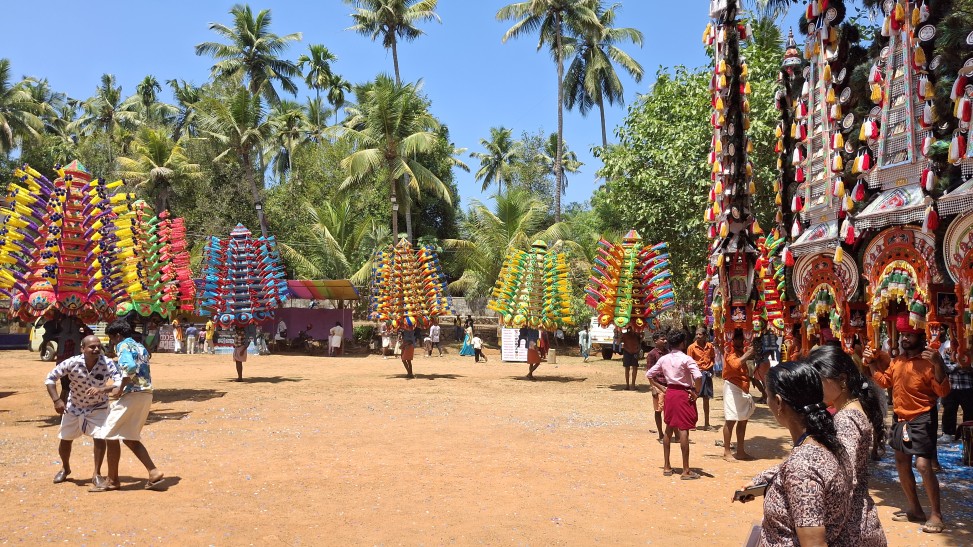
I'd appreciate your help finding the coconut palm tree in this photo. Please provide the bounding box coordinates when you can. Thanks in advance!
[297,44,337,104]
[20,77,65,142]
[69,73,140,164]
[497,0,601,222]
[444,187,572,298]
[303,96,334,142]
[268,99,309,183]
[167,79,202,140]
[125,75,178,126]
[0,60,45,155]
[470,126,522,193]
[563,2,643,148]
[117,127,203,213]
[278,198,390,283]
[343,0,441,84]
[339,74,448,241]
[196,88,275,237]
[326,73,352,124]
[539,132,582,193]
[194,4,303,105]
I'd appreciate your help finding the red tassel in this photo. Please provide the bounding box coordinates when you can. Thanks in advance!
[792,219,803,238]
[861,151,872,171]
[952,76,968,101]
[796,168,805,183]
[784,247,795,267]
[853,181,866,201]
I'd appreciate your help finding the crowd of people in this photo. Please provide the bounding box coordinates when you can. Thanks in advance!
[37,308,969,544]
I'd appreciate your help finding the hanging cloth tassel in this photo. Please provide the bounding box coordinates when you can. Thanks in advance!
[792,195,804,212]
[914,45,927,69]
[853,181,866,201]
[922,135,935,156]
[784,246,795,267]
[834,246,844,264]
[958,97,972,123]
[870,84,883,104]
[791,219,803,239]
[822,64,832,83]
[912,3,921,27]
[708,224,717,239]
[920,101,934,128]
[842,219,856,245]
[833,178,845,197]
[952,76,968,101]
[852,153,862,174]
[832,132,844,149]
[861,150,872,171]
[922,206,940,233]
[796,167,806,183]
[793,148,803,166]
[919,0,930,23]
[869,64,882,85]
[892,2,905,31]
[832,156,844,172]
[830,104,841,122]
[719,222,729,238]
[918,75,930,101]
[844,194,855,212]
[922,167,937,191]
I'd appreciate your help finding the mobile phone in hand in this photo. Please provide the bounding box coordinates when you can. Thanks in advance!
[733,483,768,502]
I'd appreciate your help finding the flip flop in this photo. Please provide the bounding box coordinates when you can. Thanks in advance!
[88,484,119,493]
[680,472,701,480]
[891,512,925,523]
[663,469,674,476]
[145,476,168,491]
[921,521,945,534]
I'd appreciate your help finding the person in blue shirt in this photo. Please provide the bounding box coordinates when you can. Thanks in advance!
[92,319,166,491]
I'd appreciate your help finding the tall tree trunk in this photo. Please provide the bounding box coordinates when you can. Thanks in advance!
[391,37,401,85]
[244,155,269,238]
[598,97,608,149]
[554,12,564,223]
[404,197,413,242]
[390,176,399,241]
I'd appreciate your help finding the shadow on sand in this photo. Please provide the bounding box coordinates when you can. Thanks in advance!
[223,376,304,384]
[386,373,463,380]
[509,375,587,383]
[146,409,192,425]
[152,388,226,404]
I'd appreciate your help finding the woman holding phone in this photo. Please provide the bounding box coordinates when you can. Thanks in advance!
[737,361,851,546]
[807,346,887,545]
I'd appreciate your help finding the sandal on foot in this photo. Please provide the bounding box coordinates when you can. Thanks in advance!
[53,469,70,484]
[891,512,925,523]
[145,476,168,491]
[663,469,674,476]
[680,471,701,480]
[921,521,945,534]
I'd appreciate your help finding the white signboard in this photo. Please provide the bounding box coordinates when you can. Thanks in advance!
[500,328,528,362]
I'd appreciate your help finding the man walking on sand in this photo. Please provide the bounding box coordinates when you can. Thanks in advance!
[93,319,167,491]
[867,312,951,534]
[620,328,641,390]
[687,327,716,429]
[44,335,120,489]
[645,332,669,442]
[646,330,703,479]
[429,321,443,357]
[721,328,756,461]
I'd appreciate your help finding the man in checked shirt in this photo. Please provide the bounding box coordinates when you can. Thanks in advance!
[44,335,121,488]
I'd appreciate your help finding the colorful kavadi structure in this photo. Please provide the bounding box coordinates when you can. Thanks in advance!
[368,238,452,330]
[488,240,573,331]
[198,224,288,328]
[585,230,675,332]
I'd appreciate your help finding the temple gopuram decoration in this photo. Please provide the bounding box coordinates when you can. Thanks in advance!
[584,231,675,332]
[488,240,573,331]
[368,237,452,331]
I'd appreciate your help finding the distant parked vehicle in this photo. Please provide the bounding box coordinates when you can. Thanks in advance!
[29,318,109,361]
[589,317,617,360]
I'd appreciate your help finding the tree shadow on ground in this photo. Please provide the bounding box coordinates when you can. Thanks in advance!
[152,388,226,404]
[509,376,587,383]
[386,373,463,380]
[222,376,304,384]
[17,415,61,428]
[146,409,192,425]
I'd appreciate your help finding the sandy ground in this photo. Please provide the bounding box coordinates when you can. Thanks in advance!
[0,346,967,546]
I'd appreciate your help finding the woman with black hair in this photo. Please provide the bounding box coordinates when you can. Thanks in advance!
[739,361,851,546]
[806,345,887,546]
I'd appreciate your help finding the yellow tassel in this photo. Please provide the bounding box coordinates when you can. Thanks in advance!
[834,133,844,148]
[720,223,729,238]
[894,2,905,23]
[712,161,721,174]
[747,140,753,153]
[715,179,724,194]
[716,97,724,110]
[914,46,926,67]
[833,156,844,172]
[744,82,752,95]
[718,60,726,74]
[744,117,751,130]
[775,125,783,138]
[834,178,845,196]
[844,195,854,211]
[859,124,867,141]
[718,113,725,126]
[777,157,783,169]
[741,64,749,78]
[715,139,723,153]
[827,87,836,104]
[791,124,798,138]
[743,100,750,113]
[746,163,753,177]
[822,64,832,82]
[834,246,844,263]
[871,84,882,103]
[719,75,727,88]
[717,253,725,267]
[775,192,782,205]
[748,180,756,194]
[925,80,934,98]
[912,6,920,27]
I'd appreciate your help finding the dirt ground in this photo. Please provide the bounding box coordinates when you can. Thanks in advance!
[0,346,967,546]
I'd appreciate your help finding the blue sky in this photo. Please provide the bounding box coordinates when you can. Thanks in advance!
[2,1,801,211]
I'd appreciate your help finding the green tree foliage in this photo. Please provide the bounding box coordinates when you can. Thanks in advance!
[343,0,441,85]
[0,59,45,156]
